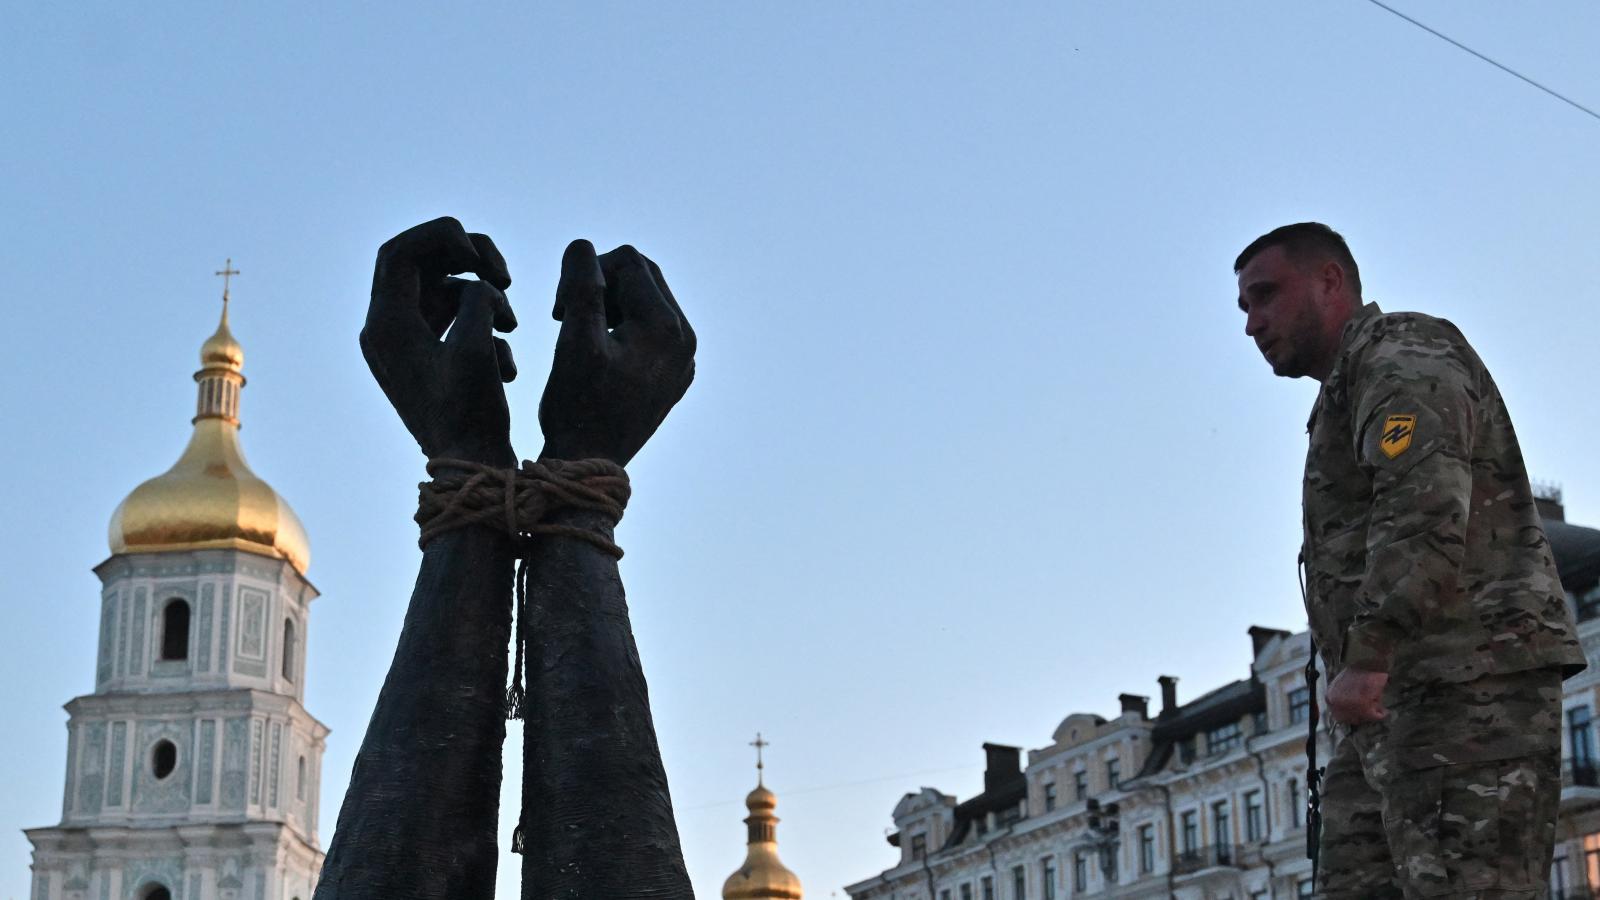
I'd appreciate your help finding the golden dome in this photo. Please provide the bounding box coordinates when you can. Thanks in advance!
[722,776,802,900]
[107,292,310,576]
[200,307,244,370]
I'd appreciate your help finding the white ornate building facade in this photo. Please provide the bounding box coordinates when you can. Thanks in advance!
[846,491,1600,900]
[24,289,328,900]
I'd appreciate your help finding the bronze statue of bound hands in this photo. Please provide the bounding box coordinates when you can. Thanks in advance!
[318,216,698,900]
[360,216,695,468]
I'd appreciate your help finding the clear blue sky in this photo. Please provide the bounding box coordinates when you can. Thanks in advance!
[3,2,1597,897]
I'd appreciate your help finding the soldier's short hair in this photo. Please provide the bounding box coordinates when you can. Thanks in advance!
[1234,222,1363,300]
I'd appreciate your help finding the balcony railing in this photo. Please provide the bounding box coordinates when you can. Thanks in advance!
[1563,760,1600,788]
[1171,844,1243,876]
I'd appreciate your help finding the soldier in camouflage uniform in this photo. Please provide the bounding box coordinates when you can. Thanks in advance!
[1235,223,1586,899]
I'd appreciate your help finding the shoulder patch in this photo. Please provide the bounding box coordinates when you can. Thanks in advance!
[1379,414,1417,459]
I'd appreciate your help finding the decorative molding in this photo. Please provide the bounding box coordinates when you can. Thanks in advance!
[106,721,127,808]
[221,717,248,810]
[133,719,192,814]
[115,592,128,679]
[218,585,231,673]
[197,584,214,673]
[78,721,106,815]
[130,588,148,677]
[269,722,282,809]
[125,856,183,900]
[237,588,268,661]
[196,719,216,805]
[250,718,264,806]
[97,591,116,685]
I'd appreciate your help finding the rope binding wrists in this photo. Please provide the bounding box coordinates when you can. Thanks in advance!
[414,456,632,856]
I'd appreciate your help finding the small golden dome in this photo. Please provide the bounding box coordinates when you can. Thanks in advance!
[722,776,802,900]
[200,310,244,370]
[108,293,310,575]
[746,785,777,811]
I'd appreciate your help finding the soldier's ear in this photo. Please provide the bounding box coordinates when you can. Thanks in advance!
[1317,259,1345,299]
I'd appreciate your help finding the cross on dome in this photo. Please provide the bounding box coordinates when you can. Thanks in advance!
[751,732,769,785]
[215,258,240,305]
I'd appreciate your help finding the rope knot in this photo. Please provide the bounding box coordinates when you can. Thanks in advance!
[414,456,631,740]
[416,457,630,557]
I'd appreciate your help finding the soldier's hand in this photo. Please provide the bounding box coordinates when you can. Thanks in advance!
[361,217,518,467]
[539,241,695,465]
[1326,667,1388,725]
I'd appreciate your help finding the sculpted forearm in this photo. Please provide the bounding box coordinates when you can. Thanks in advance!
[326,220,696,898]
[316,528,515,900]
[519,509,692,897]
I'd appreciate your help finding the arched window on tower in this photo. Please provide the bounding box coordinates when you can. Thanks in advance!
[160,599,190,661]
[282,618,297,681]
[142,883,172,900]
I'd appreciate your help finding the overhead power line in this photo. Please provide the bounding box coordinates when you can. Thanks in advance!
[1361,0,1600,124]
[678,763,980,813]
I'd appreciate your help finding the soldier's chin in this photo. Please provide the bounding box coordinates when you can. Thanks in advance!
[1268,351,1308,378]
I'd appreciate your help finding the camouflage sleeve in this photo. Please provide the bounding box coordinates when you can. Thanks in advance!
[1341,320,1478,673]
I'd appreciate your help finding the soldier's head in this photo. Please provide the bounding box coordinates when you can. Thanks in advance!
[1234,223,1362,382]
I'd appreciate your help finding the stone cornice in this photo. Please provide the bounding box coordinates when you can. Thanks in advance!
[64,688,329,736]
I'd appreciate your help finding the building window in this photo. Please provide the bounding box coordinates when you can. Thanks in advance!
[961,885,973,900]
[297,755,307,801]
[1288,777,1301,828]
[1074,770,1088,800]
[1571,706,1595,774]
[1212,800,1232,863]
[911,833,927,861]
[1244,790,1264,841]
[1180,810,1198,855]
[1073,851,1087,891]
[1138,824,1155,873]
[1040,857,1056,900]
[151,740,178,780]
[1297,878,1314,898]
[941,891,951,900]
[1578,584,1600,622]
[1288,687,1311,725]
[1106,757,1120,790]
[160,599,191,661]
[1043,781,1057,812]
[1013,864,1026,900]
[1178,736,1196,764]
[1206,722,1242,756]
[980,875,994,900]
[143,887,173,900]
[282,619,297,681]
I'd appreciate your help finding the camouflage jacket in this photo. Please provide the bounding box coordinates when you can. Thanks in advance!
[1301,302,1584,686]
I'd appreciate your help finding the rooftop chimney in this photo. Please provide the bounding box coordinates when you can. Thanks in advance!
[1249,625,1291,657]
[1119,693,1150,719]
[1157,676,1178,717]
[981,743,1022,794]
[1534,483,1565,522]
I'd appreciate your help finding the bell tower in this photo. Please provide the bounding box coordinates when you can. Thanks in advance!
[25,271,327,900]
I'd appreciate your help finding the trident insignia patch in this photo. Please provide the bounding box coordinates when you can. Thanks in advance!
[1379,414,1417,459]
